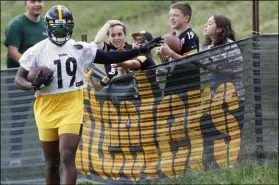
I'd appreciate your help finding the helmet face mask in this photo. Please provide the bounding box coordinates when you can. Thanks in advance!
[47,21,74,45]
[45,5,74,46]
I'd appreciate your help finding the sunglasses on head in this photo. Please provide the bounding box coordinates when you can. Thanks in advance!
[132,37,147,44]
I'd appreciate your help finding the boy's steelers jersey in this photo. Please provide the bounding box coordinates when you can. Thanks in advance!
[172,28,199,56]
[19,38,97,96]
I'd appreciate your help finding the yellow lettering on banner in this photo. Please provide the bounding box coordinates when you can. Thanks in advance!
[211,82,241,168]
[135,72,159,179]
[157,96,173,178]
[75,143,83,174]
[75,112,91,172]
[170,95,188,176]
[104,101,123,181]
[76,88,92,175]
[125,101,144,181]
[112,152,124,180]
[102,101,118,180]
[119,101,137,181]
[157,95,187,178]
[90,94,108,180]
[80,107,92,175]
[83,72,90,101]
[133,151,144,181]
[187,88,210,170]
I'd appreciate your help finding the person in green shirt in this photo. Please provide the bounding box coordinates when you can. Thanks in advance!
[4,0,47,68]
[4,0,46,167]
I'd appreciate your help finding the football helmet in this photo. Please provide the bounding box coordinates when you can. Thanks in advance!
[44,5,74,46]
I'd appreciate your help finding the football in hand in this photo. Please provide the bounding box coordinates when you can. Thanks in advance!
[27,66,52,82]
[163,34,182,54]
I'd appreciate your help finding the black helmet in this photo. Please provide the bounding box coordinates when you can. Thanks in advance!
[44,5,74,46]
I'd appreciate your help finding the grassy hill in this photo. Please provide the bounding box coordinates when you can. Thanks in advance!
[1,1,278,69]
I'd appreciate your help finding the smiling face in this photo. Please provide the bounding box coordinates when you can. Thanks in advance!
[24,0,44,17]
[169,8,189,30]
[203,16,222,39]
[203,15,236,46]
[108,25,126,49]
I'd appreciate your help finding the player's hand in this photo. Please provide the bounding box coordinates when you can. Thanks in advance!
[100,76,111,86]
[32,70,54,91]
[138,36,164,53]
[107,20,124,26]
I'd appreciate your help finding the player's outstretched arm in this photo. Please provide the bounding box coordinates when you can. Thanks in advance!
[113,59,141,70]
[93,36,163,65]
[94,48,140,64]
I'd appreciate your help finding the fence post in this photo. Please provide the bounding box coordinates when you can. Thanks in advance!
[81,34,88,42]
[252,0,264,164]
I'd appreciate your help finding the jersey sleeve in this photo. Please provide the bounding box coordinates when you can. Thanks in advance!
[4,19,22,48]
[92,42,104,50]
[135,55,156,70]
[18,47,37,71]
[82,42,98,68]
[133,55,146,70]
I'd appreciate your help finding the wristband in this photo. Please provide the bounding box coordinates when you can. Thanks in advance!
[32,86,38,91]
[100,76,111,86]
[31,83,45,91]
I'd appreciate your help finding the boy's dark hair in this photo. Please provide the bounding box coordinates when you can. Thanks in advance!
[170,2,192,22]
[107,24,127,36]
[204,14,236,46]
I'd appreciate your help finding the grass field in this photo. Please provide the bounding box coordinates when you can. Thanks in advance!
[152,160,278,185]
[76,158,278,185]
[1,1,278,69]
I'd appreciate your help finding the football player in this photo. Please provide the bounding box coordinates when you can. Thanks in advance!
[14,5,162,185]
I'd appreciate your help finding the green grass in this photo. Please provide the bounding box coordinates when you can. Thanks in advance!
[77,158,278,185]
[1,1,278,69]
[159,160,278,185]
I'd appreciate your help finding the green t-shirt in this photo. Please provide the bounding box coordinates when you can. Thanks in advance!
[4,14,47,68]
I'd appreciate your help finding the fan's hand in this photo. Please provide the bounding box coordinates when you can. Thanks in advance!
[87,68,94,76]
[107,20,124,26]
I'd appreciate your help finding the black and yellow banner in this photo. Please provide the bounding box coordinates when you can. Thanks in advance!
[75,38,255,184]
